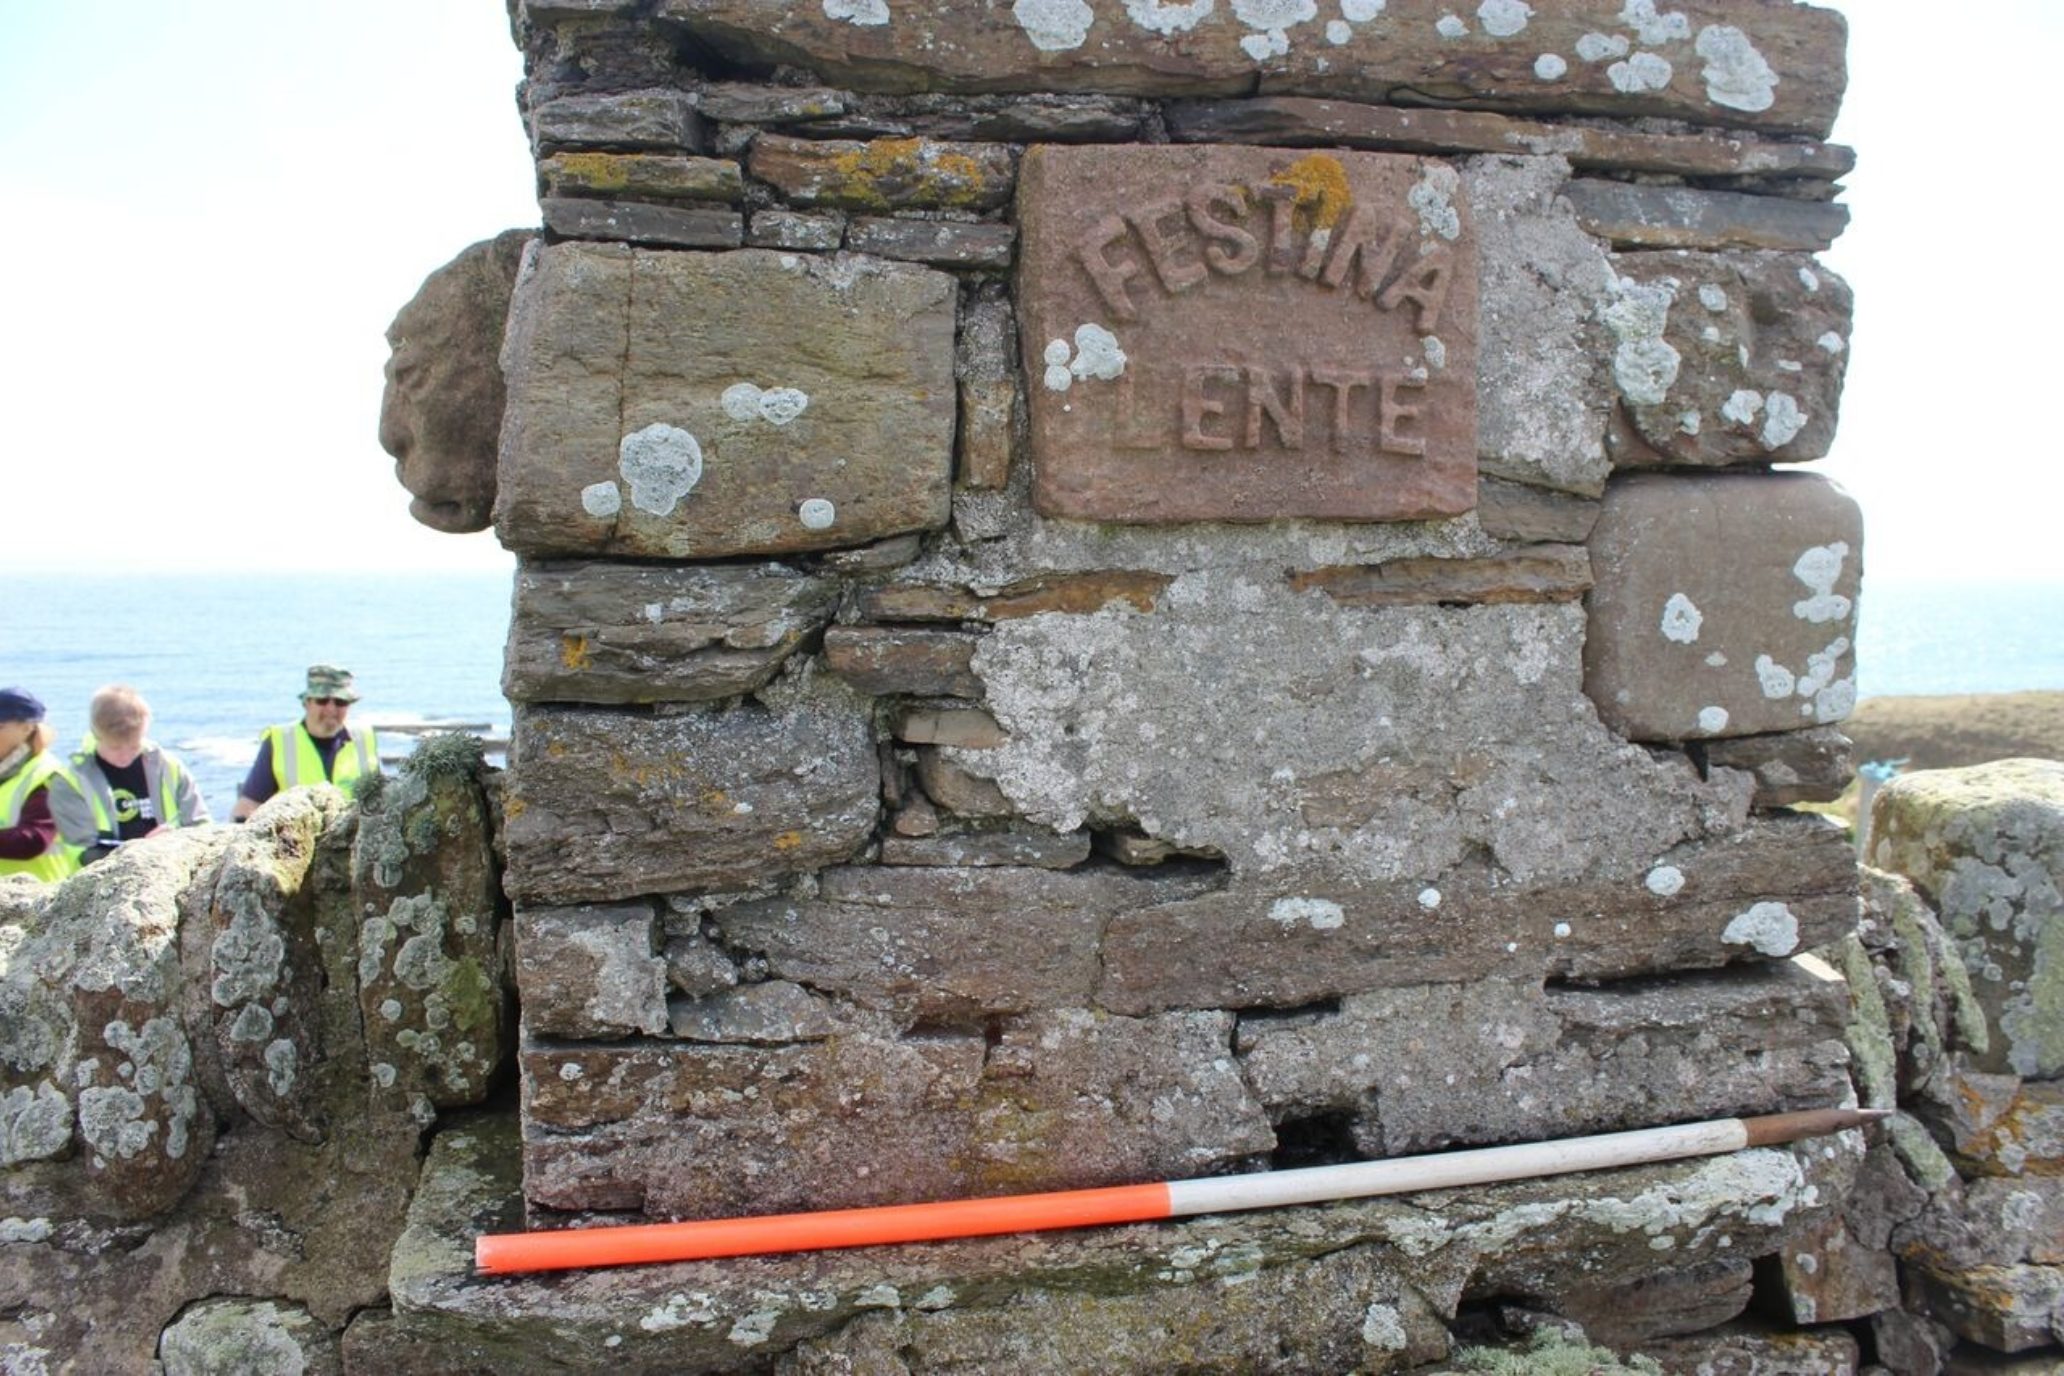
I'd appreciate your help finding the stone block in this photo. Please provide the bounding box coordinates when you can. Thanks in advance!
[496,243,955,560]
[1585,471,1863,742]
[1702,726,1853,807]
[660,931,738,1000]
[1898,1176,2064,1274]
[860,570,1172,623]
[504,560,837,705]
[1236,962,1850,1156]
[1872,1309,1954,1376]
[846,216,1016,268]
[1773,1215,1899,1324]
[696,82,850,125]
[1606,251,1852,466]
[1905,1262,2064,1354]
[914,748,1016,818]
[878,827,1092,869]
[711,864,1217,1022]
[1166,96,1855,183]
[1637,1324,1863,1375]
[1467,155,1614,499]
[955,295,1020,490]
[748,134,1016,211]
[513,903,666,1040]
[1018,144,1478,523]
[529,89,705,152]
[521,1007,1270,1217]
[822,626,983,697]
[649,1,1848,137]
[1924,1074,2064,1179]
[1476,476,1600,544]
[159,1298,342,1376]
[501,677,879,906]
[1288,545,1592,607]
[1564,181,1850,250]
[1097,816,1854,1010]
[539,151,741,202]
[537,197,743,248]
[668,981,840,1043]
[1542,1256,1754,1347]
[893,706,1006,748]
[746,208,845,250]
[1868,759,2064,1079]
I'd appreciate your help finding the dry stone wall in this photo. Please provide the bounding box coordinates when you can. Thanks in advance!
[493,0,1864,1239]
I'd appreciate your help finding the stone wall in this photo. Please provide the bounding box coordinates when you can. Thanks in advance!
[488,0,1866,1241]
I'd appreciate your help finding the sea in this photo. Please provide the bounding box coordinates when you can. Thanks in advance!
[2,572,2059,819]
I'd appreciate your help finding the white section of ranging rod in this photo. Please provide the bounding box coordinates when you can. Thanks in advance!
[1165,1118,1750,1215]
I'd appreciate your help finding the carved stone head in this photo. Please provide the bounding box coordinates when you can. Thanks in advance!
[378,230,534,533]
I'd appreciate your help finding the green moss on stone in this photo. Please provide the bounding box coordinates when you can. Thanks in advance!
[1837,934,1898,1108]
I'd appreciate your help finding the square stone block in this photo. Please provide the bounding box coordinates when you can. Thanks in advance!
[496,243,955,558]
[1585,471,1863,742]
[1017,144,1477,523]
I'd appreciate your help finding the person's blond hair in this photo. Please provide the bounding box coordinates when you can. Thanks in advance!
[89,685,151,744]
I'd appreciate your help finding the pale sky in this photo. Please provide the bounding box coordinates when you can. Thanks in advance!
[1,1,2057,582]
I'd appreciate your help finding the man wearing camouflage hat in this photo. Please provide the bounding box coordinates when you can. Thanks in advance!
[232,665,384,820]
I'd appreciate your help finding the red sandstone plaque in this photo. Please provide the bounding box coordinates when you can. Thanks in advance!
[1018,145,1477,523]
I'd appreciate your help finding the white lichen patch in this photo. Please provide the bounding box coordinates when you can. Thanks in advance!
[1326,19,1352,42]
[1679,410,1701,435]
[1576,31,1630,61]
[1436,14,1468,38]
[798,498,838,531]
[914,1286,957,1310]
[1241,27,1291,57]
[1533,52,1567,79]
[1755,654,1797,700]
[1421,335,1447,370]
[1608,51,1673,94]
[1418,887,1442,910]
[0,1217,52,1244]
[1817,331,1845,354]
[728,1309,783,1347]
[1696,24,1778,113]
[1477,0,1531,37]
[1619,0,1689,45]
[1760,391,1807,449]
[1602,274,1680,407]
[1342,0,1385,18]
[1705,651,1726,667]
[855,1284,903,1308]
[264,1039,297,1097]
[640,1292,721,1333]
[1791,542,1851,623]
[1659,593,1703,644]
[1362,1303,1411,1351]
[0,1083,73,1166]
[1014,0,1094,50]
[1646,865,1685,897]
[823,0,889,25]
[618,423,704,516]
[1799,267,1820,292]
[1724,901,1800,956]
[1070,323,1127,381]
[1233,0,1314,29]
[1720,389,1762,425]
[1553,922,1572,939]
[1698,284,1728,312]
[1125,0,1217,33]
[1409,165,1463,241]
[1271,896,1346,930]
[1697,705,1729,734]
[580,481,622,518]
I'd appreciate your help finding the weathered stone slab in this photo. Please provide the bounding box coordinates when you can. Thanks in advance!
[1702,726,1853,807]
[846,216,1016,268]
[696,82,851,125]
[1098,814,1855,1012]
[496,243,955,559]
[1288,545,1592,607]
[661,931,738,1000]
[1477,475,1600,544]
[1166,97,1855,182]
[748,134,1016,212]
[894,706,1006,748]
[862,570,1172,623]
[878,827,1092,869]
[521,1008,1269,1216]
[1921,1074,2064,1179]
[504,560,837,705]
[1237,962,1849,1157]
[1869,760,2064,1080]
[539,151,741,202]
[745,208,845,250]
[537,197,743,247]
[1898,1176,2064,1275]
[159,1298,342,1376]
[643,1,1847,137]
[1638,1324,1864,1375]
[529,89,705,152]
[1542,1257,1754,1347]
[1019,144,1478,523]
[914,747,1016,818]
[1564,180,1850,250]
[711,864,1217,1022]
[820,91,1155,144]
[823,625,983,697]
[501,678,879,905]
[1774,1215,1899,1324]
[1585,471,1863,742]
[1874,1309,1955,1376]
[513,903,667,1040]
[1467,156,1614,499]
[396,1109,1854,1372]
[667,980,840,1043]
[1606,251,1852,466]
[1905,1262,2064,1354]
[955,295,1020,491]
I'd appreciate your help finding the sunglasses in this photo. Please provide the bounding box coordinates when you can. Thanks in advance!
[307,696,353,707]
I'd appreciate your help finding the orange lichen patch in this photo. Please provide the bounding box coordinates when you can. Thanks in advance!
[696,788,731,817]
[504,797,528,820]
[560,635,593,672]
[823,138,995,211]
[1269,153,1354,234]
[772,830,805,852]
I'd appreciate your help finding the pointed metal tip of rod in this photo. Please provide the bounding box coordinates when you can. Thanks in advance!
[1854,1107,1894,1122]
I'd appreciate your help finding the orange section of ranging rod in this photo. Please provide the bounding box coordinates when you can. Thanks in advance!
[474,1180,1173,1276]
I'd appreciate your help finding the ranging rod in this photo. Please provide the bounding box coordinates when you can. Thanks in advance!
[474,1107,1885,1277]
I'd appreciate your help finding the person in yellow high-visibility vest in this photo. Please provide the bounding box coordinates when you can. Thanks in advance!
[0,688,79,883]
[49,685,211,867]
[231,665,383,820]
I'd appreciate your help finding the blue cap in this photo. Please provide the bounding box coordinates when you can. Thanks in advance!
[0,688,45,723]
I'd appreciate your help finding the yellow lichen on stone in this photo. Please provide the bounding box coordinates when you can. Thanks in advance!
[1269,153,1354,234]
[772,830,804,852]
[550,151,638,195]
[823,138,992,211]
[559,635,592,672]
